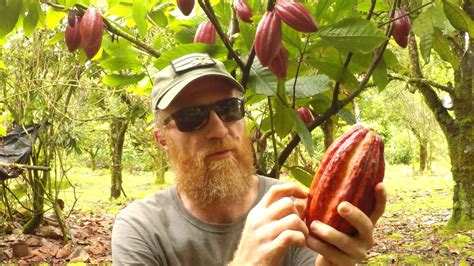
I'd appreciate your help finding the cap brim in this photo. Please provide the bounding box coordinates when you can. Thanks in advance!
[156,72,244,110]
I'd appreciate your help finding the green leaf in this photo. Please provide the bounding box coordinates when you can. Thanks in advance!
[372,58,388,91]
[0,0,23,37]
[338,108,356,125]
[46,31,64,45]
[154,43,228,69]
[318,18,387,54]
[310,60,358,91]
[274,102,294,138]
[443,1,474,37]
[282,24,301,52]
[432,29,460,70]
[314,0,334,21]
[289,166,314,188]
[149,3,173,28]
[285,75,331,99]
[239,22,256,52]
[133,0,148,37]
[45,9,64,30]
[0,60,6,69]
[23,0,40,37]
[102,73,146,87]
[248,60,278,96]
[100,56,143,71]
[289,108,315,156]
[0,125,6,137]
[412,6,436,62]
[383,49,399,68]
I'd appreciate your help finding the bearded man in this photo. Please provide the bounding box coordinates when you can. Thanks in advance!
[111,53,387,266]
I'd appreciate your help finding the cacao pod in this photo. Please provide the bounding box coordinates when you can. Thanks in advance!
[194,21,216,44]
[392,8,411,48]
[254,11,282,66]
[274,1,318,33]
[177,0,194,16]
[65,17,81,52]
[80,7,104,59]
[296,107,314,125]
[233,0,253,23]
[268,46,289,79]
[305,124,385,236]
[67,9,78,28]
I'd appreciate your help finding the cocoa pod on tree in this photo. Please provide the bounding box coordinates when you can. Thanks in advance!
[65,17,81,52]
[80,7,104,59]
[67,9,78,28]
[233,0,253,23]
[392,8,411,48]
[194,21,216,44]
[177,0,195,16]
[268,46,289,79]
[305,124,385,236]
[296,107,314,124]
[274,1,318,33]
[254,11,282,66]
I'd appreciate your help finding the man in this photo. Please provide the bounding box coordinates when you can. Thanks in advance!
[112,53,387,265]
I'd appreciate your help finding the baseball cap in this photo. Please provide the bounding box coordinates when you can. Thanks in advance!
[151,53,245,111]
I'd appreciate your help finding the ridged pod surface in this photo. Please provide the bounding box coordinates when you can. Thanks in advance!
[254,11,282,66]
[305,124,385,235]
[65,17,81,52]
[296,106,314,125]
[392,9,411,48]
[233,0,253,23]
[274,1,318,33]
[80,7,104,59]
[268,46,289,79]
[177,0,195,16]
[194,21,216,44]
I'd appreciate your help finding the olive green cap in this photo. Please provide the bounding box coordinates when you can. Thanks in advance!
[151,53,244,111]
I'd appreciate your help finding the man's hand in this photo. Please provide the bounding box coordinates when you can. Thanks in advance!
[307,183,387,266]
[230,183,309,266]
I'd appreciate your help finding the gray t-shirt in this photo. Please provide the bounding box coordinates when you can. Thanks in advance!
[112,175,317,265]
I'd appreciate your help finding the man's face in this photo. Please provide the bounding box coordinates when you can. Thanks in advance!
[159,76,255,207]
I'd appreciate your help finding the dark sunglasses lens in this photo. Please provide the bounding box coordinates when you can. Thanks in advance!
[172,106,209,132]
[214,98,244,122]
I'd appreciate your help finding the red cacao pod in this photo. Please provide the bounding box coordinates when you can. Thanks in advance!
[80,7,104,59]
[297,107,314,125]
[305,124,385,236]
[392,9,411,48]
[268,46,289,79]
[194,21,216,44]
[233,0,253,23]
[254,11,282,66]
[65,17,81,52]
[67,9,78,28]
[274,1,318,33]
[177,0,195,16]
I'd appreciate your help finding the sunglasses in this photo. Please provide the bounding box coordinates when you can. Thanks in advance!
[163,98,245,132]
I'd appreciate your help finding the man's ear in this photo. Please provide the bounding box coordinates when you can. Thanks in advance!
[153,129,168,150]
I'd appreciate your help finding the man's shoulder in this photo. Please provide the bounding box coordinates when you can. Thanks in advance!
[116,186,175,220]
[257,174,285,190]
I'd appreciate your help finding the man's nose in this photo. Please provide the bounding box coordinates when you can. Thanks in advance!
[205,110,229,139]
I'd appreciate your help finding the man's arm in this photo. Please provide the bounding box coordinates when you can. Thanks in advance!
[307,182,387,265]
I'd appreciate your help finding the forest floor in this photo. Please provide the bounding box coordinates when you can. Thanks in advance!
[1,164,473,265]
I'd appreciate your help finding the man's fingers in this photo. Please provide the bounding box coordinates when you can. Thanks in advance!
[265,196,298,220]
[307,235,356,265]
[337,202,374,245]
[259,183,308,207]
[309,220,367,261]
[263,213,309,241]
[370,182,387,224]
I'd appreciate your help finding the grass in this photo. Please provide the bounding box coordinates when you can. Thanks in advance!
[58,162,473,264]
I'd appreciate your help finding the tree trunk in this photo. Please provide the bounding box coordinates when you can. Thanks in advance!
[419,138,427,173]
[321,118,336,150]
[408,30,473,229]
[110,118,129,199]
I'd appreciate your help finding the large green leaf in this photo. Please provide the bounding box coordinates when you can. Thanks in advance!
[289,108,315,156]
[285,75,331,99]
[0,0,23,37]
[0,59,6,69]
[149,3,173,28]
[154,43,228,69]
[432,29,460,70]
[338,108,357,125]
[100,56,143,71]
[23,0,40,37]
[318,18,387,54]
[102,73,146,87]
[248,60,278,96]
[282,24,301,52]
[310,59,359,91]
[443,0,474,37]
[239,22,256,52]
[288,166,314,188]
[372,58,388,91]
[413,7,435,63]
[133,0,148,37]
[274,102,294,138]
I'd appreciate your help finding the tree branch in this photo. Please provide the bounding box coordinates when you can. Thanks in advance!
[198,0,246,71]
[389,74,455,95]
